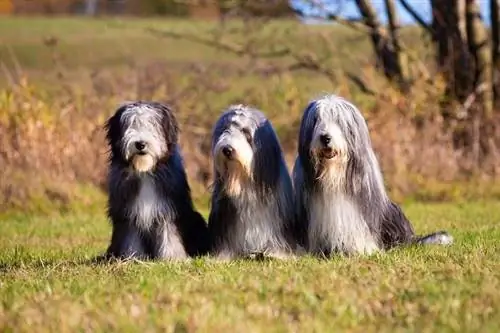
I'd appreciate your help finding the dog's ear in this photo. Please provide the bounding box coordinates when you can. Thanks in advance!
[298,102,317,172]
[157,103,179,150]
[253,120,283,190]
[104,106,127,161]
[104,107,123,148]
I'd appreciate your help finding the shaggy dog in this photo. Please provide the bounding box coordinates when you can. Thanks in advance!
[293,94,453,256]
[104,101,209,260]
[208,105,298,260]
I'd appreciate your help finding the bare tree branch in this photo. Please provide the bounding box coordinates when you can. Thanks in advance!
[147,27,291,58]
[148,1,395,96]
[291,1,371,34]
[399,0,433,35]
[284,53,377,96]
[345,71,378,95]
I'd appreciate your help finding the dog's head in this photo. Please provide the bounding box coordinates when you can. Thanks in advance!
[105,101,179,173]
[298,95,372,190]
[211,105,282,196]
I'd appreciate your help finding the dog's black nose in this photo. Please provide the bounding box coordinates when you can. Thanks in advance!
[320,134,332,146]
[222,145,233,158]
[135,141,146,151]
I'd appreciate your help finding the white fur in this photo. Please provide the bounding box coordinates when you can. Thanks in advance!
[131,154,155,173]
[213,186,291,259]
[121,105,166,161]
[214,130,254,177]
[311,118,348,152]
[419,233,454,245]
[306,107,379,254]
[307,192,379,255]
[210,105,295,259]
[227,190,286,255]
[125,175,186,258]
[127,175,162,230]
[295,94,453,255]
[294,94,389,256]
[157,224,188,259]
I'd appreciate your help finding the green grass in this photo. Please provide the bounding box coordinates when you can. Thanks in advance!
[1,201,499,332]
[1,16,499,332]
[0,16,426,80]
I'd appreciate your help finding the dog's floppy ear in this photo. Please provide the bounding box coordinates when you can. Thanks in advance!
[156,102,179,151]
[253,120,283,190]
[104,105,125,151]
[298,102,317,175]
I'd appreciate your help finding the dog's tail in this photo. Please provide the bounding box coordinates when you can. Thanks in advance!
[413,230,454,246]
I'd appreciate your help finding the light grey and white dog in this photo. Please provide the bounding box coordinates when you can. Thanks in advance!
[103,101,209,261]
[208,105,299,260]
[293,94,453,256]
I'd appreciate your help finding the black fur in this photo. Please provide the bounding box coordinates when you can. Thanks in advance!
[103,101,209,260]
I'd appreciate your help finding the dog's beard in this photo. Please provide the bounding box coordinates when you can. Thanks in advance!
[131,154,156,173]
[311,149,347,193]
[219,160,252,197]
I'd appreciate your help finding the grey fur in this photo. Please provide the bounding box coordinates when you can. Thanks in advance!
[293,94,453,256]
[104,101,209,261]
[208,104,299,260]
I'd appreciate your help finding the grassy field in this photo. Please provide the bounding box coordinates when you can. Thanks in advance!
[1,16,499,332]
[1,201,499,332]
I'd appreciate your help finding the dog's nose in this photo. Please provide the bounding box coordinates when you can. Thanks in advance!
[135,141,146,151]
[320,134,331,146]
[222,145,234,159]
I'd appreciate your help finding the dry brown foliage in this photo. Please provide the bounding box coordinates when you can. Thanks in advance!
[1,59,499,213]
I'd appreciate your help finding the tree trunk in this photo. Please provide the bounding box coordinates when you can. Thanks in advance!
[491,0,500,105]
[465,0,494,161]
[354,0,409,91]
[431,0,473,104]
[384,0,409,90]
[466,0,493,117]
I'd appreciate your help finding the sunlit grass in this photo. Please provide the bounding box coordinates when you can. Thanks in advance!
[1,201,499,332]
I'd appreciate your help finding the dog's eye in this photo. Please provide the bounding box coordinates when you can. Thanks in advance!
[241,128,252,143]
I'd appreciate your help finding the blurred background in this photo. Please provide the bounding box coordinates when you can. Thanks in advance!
[0,0,499,216]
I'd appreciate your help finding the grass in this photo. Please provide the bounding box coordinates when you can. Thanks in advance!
[0,16,425,82]
[1,201,499,332]
[1,16,499,331]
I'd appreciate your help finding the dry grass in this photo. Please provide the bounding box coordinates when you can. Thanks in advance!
[0,17,499,215]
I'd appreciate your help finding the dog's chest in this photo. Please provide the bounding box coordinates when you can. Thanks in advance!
[308,193,379,255]
[129,177,170,229]
[233,200,282,252]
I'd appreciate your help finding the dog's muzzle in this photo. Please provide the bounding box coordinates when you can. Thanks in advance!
[129,140,155,172]
[318,134,338,159]
[221,145,235,160]
[134,140,147,154]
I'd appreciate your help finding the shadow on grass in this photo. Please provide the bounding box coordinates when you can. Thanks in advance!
[0,245,131,273]
[0,239,465,274]
[0,251,296,273]
[0,255,112,272]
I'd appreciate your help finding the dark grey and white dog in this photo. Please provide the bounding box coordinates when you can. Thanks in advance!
[293,94,453,256]
[103,101,209,260]
[208,105,299,260]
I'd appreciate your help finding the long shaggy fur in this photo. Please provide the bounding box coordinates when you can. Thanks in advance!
[293,94,453,256]
[104,101,209,260]
[208,104,299,260]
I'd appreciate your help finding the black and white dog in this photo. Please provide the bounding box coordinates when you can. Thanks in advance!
[208,105,299,260]
[104,101,209,260]
[293,94,453,256]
